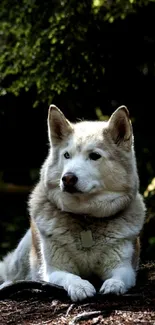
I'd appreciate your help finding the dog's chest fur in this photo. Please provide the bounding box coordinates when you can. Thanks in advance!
[36,211,133,278]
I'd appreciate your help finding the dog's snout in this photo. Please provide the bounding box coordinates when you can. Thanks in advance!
[62,173,78,187]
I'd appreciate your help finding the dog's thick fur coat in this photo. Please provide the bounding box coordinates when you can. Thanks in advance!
[0,105,145,301]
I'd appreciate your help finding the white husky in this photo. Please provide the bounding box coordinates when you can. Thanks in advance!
[0,105,145,301]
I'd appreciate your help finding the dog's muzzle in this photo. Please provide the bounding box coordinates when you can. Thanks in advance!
[62,172,79,193]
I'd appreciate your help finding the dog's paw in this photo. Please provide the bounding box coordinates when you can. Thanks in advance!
[67,279,96,302]
[100,278,126,295]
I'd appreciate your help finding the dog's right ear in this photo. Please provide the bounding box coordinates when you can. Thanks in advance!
[48,105,73,145]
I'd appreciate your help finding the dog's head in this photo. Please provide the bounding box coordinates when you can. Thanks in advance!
[41,105,139,217]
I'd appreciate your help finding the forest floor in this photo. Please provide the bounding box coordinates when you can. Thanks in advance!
[0,263,155,325]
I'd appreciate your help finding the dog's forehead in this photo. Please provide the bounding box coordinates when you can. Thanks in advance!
[68,120,108,151]
[74,120,108,136]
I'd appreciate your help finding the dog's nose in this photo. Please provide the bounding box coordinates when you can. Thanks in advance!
[62,173,78,187]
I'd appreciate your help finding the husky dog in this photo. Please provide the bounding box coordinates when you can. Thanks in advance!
[0,105,145,301]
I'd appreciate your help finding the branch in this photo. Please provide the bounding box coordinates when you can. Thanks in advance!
[0,280,67,300]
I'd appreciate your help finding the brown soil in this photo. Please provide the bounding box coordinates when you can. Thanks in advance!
[0,263,155,325]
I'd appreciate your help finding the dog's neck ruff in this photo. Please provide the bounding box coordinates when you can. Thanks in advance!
[68,212,121,249]
[69,211,121,224]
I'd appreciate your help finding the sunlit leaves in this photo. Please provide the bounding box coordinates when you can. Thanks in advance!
[144,177,155,198]
[92,0,152,21]
[0,0,152,105]
[96,107,109,121]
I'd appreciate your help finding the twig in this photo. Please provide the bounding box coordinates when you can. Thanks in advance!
[95,292,143,301]
[123,293,142,298]
[42,320,55,324]
[69,310,110,325]
[66,304,75,316]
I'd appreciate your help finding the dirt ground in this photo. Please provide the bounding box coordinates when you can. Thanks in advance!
[0,263,154,325]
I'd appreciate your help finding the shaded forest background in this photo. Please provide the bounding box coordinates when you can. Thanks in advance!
[0,0,155,261]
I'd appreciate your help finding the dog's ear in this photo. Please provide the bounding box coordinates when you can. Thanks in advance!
[108,106,132,148]
[48,105,73,145]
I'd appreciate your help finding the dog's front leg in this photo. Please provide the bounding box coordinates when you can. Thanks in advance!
[100,264,136,295]
[44,270,96,301]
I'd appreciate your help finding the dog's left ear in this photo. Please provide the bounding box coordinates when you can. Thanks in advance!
[108,106,132,148]
[48,105,73,145]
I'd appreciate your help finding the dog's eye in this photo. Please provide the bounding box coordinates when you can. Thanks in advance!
[64,152,70,159]
[89,152,101,161]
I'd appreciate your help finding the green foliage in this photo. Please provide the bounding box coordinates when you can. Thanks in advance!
[92,0,152,19]
[0,0,152,106]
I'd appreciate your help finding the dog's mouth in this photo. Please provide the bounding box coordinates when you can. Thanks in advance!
[63,185,82,194]
[61,184,100,195]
